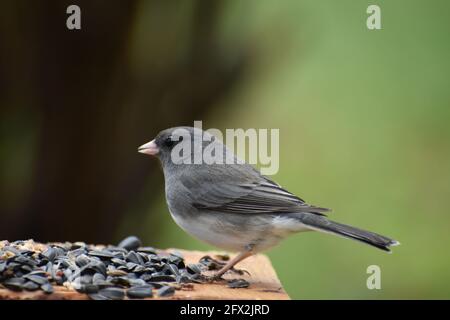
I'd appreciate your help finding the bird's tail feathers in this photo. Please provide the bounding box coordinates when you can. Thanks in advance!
[299,215,399,252]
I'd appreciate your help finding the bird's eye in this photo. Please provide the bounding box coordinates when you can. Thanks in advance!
[164,135,183,148]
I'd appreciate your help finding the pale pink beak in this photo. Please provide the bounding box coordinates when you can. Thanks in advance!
[138,139,160,156]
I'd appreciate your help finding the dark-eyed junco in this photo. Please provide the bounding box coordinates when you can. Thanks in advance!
[139,127,399,278]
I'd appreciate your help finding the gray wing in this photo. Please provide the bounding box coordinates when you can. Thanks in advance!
[180,164,330,216]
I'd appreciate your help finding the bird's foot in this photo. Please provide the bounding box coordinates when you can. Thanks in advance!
[229,267,251,276]
[200,272,225,283]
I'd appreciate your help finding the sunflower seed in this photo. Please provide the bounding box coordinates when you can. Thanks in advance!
[75,254,90,267]
[98,287,124,300]
[125,251,142,264]
[22,281,40,291]
[111,276,130,286]
[118,236,142,252]
[88,293,110,300]
[111,258,126,266]
[227,279,250,289]
[107,269,128,277]
[88,250,115,259]
[3,277,25,291]
[163,263,179,276]
[41,283,54,294]
[137,247,156,254]
[129,278,147,287]
[24,274,49,285]
[76,284,99,294]
[42,248,57,261]
[150,274,176,282]
[127,285,153,299]
[92,273,105,283]
[157,286,175,297]
[186,263,202,274]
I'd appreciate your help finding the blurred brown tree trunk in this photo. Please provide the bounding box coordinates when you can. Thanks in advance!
[0,0,247,243]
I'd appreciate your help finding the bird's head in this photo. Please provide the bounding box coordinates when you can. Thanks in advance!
[138,127,221,169]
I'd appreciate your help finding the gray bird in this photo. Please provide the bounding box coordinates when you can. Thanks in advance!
[139,127,399,278]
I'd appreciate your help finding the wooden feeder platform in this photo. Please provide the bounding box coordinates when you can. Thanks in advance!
[0,248,289,300]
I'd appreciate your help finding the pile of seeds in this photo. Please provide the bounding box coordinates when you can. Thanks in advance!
[0,236,212,300]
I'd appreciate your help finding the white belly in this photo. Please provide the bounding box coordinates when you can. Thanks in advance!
[169,210,310,253]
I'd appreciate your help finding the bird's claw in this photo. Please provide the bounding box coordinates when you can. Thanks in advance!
[200,272,225,283]
[230,267,251,276]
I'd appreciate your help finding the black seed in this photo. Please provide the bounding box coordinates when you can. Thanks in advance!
[227,279,250,289]
[118,236,142,252]
[126,272,138,279]
[80,274,93,284]
[186,264,202,274]
[168,255,183,268]
[137,252,149,262]
[23,281,40,291]
[92,273,105,284]
[69,248,86,257]
[198,255,223,270]
[92,280,114,288]
[129,278,147,287]
[88,293,110,300]
[111,277,130,286]
[24,274,49,285]
[147,254,161,262]
[133,265,147,273]
[14,255,37,266]
[125,251,142,264]
[88,250,115,259]
[126,262,139,271]
[107,269,128,277]
[98,287,125,300]
[137,247,156,254]
[75,254,90,267]
[86,260,107,275]
[176,275,191,283]
[27,270,47,277]
[42,248,57,261]
[44,262,53,273]
[111,258,126,266]
[157,286,175,297]
[140,274,152,282]
[71,242,86,249]
[41,283,54,294]
[56,258,71,269]
[163,263,179,276]
[3,277,25,291]
[63,269,73,281]
[6,261,20,269]
[76,284,99,294]
[150,274,176,282]
[20,265,33,273]
[127,285,153,299]
[107,246,128,254]
[53,247,66,257]
[146,282,164,289]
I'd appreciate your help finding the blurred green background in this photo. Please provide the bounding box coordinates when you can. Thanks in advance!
[1,0,450,299]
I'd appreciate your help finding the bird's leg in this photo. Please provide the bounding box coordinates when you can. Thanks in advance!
[212,250,253,279]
